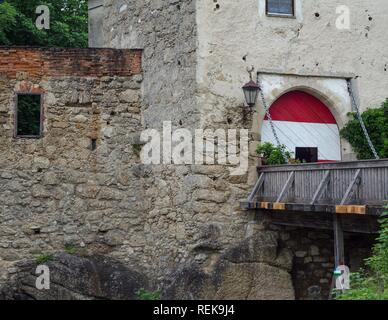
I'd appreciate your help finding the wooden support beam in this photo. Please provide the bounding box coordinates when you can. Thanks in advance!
[247,173,265,202]
[333,214,345,267]
[240,200,383,216]
[276,171,295,203]
[266,211,380,234]
[333,170,361,269]
[340,169,361,205]
[310,171,330,205]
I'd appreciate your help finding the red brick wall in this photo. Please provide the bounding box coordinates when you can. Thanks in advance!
[0,47,142,78]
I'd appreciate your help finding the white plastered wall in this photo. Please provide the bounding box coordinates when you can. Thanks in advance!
[196,0,388,166]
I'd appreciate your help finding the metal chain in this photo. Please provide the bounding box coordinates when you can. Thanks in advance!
[257,75,289,163]
[347,80,380,160]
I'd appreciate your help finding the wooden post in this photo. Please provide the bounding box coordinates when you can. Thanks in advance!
[333,213,345,267]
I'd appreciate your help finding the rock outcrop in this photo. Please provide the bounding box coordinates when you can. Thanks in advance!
[163,231,295,300]
[0,253,148,300]
[1,231,294,300]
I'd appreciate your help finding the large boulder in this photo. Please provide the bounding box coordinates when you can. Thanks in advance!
[1,253,148,300]
[163,231,295,300]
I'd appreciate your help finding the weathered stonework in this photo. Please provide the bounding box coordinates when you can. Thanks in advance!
[1,0,386,299]
[0,47,148,292]
[274,226,375,300]
[84,0,387,299]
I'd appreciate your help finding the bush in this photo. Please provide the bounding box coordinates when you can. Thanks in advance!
[340,100,388,159]
[256,142,293,165]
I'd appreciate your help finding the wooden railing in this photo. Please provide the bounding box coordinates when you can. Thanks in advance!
[241,159,388,216]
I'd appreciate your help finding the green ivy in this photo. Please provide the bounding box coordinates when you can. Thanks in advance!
[340,100,388,159]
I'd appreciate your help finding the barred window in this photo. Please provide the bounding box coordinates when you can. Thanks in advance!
[266,0,294,16]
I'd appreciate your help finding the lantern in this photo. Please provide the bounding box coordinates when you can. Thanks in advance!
[242,80,260,107]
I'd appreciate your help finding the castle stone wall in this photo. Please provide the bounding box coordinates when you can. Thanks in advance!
[0,47,148,285]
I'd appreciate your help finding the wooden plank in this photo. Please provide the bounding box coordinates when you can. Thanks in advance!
[340,169,361,205]
[260,202,270,209]
[273,202,286,210]
[255,160,387,205]
[336,205,367,215]
[310,171,330,205]
[336,205,349,214]
[257,159,388,173]
[241,200,383,216]
[349,205,366,215]
[276,171,295,203]
[247,173,265,202]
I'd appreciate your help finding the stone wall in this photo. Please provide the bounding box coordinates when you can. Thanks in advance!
[1,0,383,299]
[0,47,148,286]
[97,0,258,284]
[273,225,375,300]
[89,0,383,299]
[0,47,264,298]
[101,0,199,129]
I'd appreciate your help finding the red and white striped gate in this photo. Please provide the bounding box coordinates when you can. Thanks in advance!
[262,90,341,162]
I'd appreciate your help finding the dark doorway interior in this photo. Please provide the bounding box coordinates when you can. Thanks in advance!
[296,147,318,163]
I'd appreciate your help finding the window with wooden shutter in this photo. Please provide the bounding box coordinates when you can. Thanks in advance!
[266,0,294,16]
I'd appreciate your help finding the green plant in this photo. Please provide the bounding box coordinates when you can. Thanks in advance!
[36,253,53,264]
[340,100,388,159]
[0,0,88,47]
[337,207,388,300]
[136,289,161,300]
[256,142,293,165]
[64,244,77,255]
[0,2,17,45]
[132,144,142,157]
[288,158,301,164]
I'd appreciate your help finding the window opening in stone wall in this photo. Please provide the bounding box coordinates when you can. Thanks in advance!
[15,94,42,138]
[296,147,318,163]
[266,0,295,16]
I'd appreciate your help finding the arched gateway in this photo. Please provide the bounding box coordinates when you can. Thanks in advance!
[262,90,341,162]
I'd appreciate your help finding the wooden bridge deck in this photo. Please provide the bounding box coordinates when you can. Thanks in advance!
[241,159,388,216]
[241,159,388,268]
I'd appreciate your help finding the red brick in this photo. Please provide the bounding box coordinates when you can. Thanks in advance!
[0,47,142,79]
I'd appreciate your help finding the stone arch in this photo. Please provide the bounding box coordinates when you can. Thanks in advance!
[257,84,347,130]
[261,89,342,162]
[272,85,346,129]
